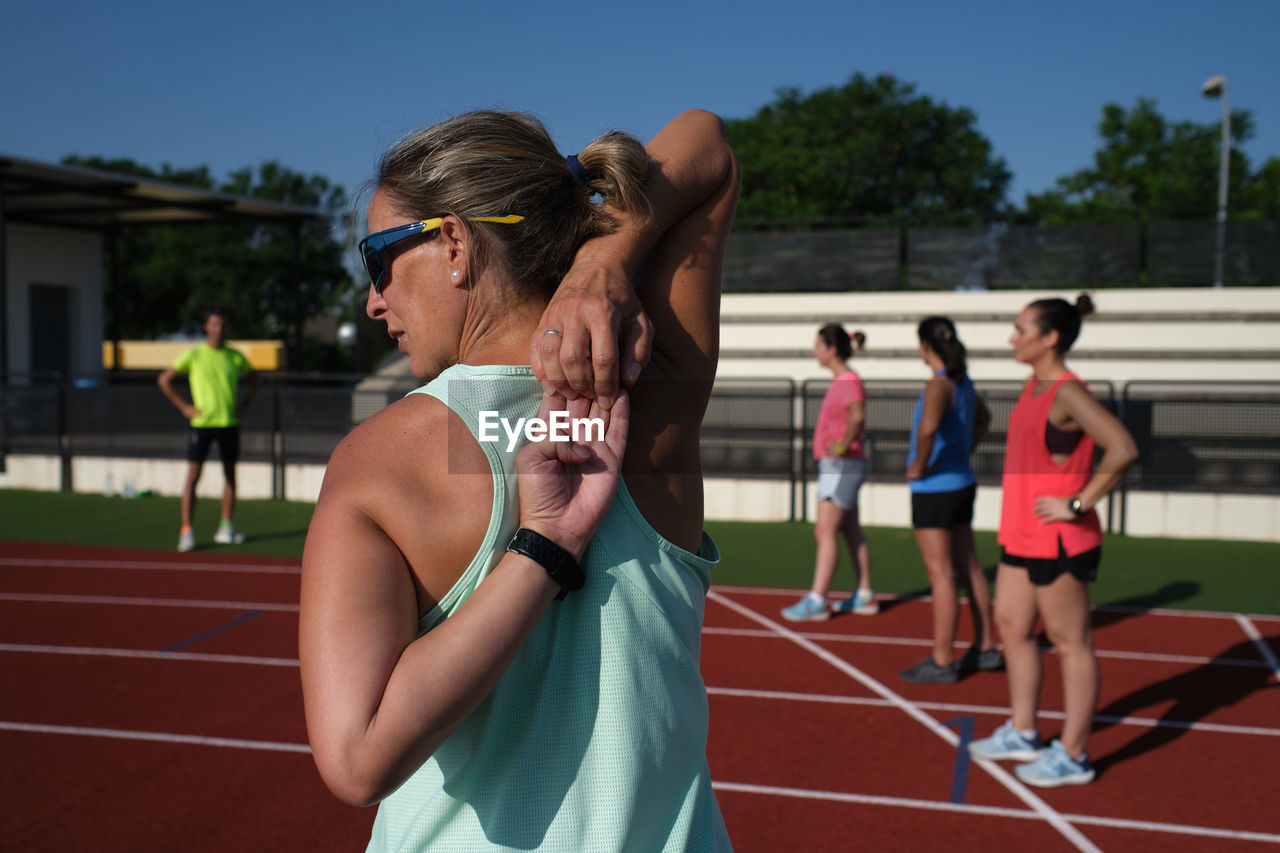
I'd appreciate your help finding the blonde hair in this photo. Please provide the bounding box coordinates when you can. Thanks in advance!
[375,110,650,301]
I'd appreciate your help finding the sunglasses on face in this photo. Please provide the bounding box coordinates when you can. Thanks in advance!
[359,214,525,294]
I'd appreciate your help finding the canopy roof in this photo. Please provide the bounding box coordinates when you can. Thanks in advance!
[0,153,322,230]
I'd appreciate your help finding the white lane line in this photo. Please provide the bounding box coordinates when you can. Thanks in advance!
[0,721,310,753]
[714,780,1033,819]
[707,590,1103,853]
[0,593,298,611]
[4,643,1274,742]
[1063,811,1280,845]
[4,718,1275,845]
[0,643,298,667]
[714,780,1280,844]
[710,584,1280,623]
[706,686,1280,738]
[1235,614,1280,682]
[0,557,300,574]
[703,625,1273,669]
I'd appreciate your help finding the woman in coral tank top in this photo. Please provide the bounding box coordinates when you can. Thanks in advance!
[967,294,1137,788]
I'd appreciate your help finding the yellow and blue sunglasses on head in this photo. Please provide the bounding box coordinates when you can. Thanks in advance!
[359,215,524,293]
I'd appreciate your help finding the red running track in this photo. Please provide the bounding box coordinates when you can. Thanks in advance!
[2,540,1279,851]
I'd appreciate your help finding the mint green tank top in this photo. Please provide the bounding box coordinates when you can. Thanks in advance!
[367,364,732,852]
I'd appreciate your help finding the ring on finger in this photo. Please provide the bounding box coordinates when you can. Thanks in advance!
[544,329,563,337]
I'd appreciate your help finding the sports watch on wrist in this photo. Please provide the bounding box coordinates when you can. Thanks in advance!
[1067,495,1087,517]
[506,527,585,600]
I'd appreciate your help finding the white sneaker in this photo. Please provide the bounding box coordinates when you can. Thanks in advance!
[177,530,196,552]
[213,524,245,545]
[968,720,1045,762]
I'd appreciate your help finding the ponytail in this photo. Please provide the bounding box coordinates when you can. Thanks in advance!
[818,323,866,361]
[375,110,649,303]
[1029,292,1095,354]
[917,315,967,381]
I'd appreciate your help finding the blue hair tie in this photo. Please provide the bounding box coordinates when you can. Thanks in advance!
[566,154,589,189]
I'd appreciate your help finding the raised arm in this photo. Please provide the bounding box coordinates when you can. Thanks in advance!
[532,109,740,400]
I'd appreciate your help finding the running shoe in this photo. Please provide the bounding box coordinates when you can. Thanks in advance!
[899,656,958,683]
[213,523,246,545]
[781,596,831,622]
[833,588,879,615]
[1014,739,1095,787]
[177,529,196,553]
[967,720,1045,761]
[959,646,1006,673]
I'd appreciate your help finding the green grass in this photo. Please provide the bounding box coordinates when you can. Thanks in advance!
[706,519,1280,616]
[0,489,314,559]
[2,488,1277,615]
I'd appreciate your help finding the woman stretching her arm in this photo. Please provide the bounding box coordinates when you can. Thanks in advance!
[300,108,739,850]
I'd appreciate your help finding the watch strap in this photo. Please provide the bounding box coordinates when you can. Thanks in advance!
[506,527,585,600]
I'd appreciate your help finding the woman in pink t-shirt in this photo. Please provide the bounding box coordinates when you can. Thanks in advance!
[782,324,877,621]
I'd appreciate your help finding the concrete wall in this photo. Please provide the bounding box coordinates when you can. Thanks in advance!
[5,223,104,377]
[700,477,1280,544]
[2,455,1276,542]
[717,287,1280,383]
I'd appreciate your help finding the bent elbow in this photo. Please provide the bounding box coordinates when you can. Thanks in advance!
[1122,438,1141,469]
[315,760,386,809]
[311,742,392,808]
[326,779,379,809]
[682,109,738,177]
[1104,436,1140,476]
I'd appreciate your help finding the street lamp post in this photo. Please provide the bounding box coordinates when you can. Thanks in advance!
[1201,74,1230,288]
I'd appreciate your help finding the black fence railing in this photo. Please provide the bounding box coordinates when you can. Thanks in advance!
[725,215,1280,291]
[3,374,1277,527]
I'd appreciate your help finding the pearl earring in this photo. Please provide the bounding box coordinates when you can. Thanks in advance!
[451,270,461,281]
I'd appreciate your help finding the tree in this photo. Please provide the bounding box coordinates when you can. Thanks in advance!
[725,72,1011,221]
[62,155,358,371]
[1025,98,1261,218]
[1242,157,1280,217]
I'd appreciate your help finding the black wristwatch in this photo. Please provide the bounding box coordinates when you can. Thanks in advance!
[1067,495,1087,517]
[506,527,585,600]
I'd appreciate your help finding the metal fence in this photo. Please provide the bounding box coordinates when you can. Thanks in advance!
[725,216,1280,291]
[3,374,1277,526]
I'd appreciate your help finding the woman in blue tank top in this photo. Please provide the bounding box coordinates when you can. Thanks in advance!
[300,110,739,851]
[900,316,1001,684]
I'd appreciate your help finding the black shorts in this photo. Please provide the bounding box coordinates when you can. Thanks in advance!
[1001,541,1100,586]
[187,427,240,471]
[911,484,977,529]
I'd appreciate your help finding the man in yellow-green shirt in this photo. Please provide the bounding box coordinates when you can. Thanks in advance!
[158,307,259,552]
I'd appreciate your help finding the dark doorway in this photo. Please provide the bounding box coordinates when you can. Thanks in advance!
[29,284,73,379]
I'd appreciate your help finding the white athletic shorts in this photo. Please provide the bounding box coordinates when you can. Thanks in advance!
[816,456,868,511]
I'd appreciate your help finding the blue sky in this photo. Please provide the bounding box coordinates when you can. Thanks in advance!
[3,0,1276,218]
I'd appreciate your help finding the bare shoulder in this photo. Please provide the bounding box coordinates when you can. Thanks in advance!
[925,375,952,393]
[308,392,494,615]
[1054,377,1103,411]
